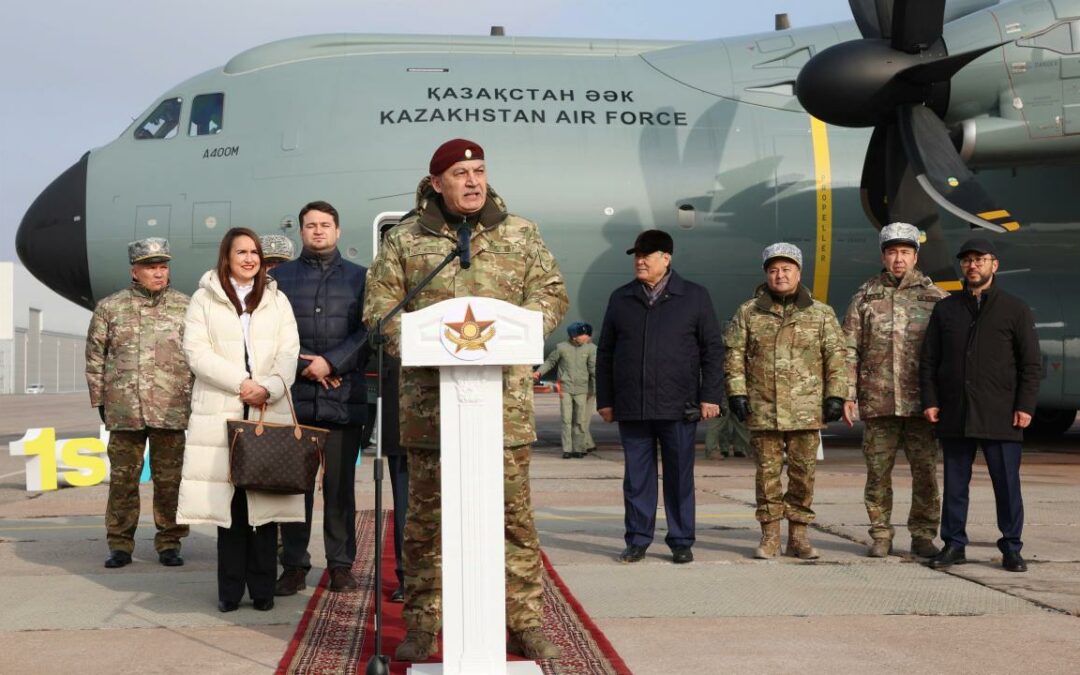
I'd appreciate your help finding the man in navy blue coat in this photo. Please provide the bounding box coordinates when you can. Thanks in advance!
[596,230,725,564]
[271,201,370,594]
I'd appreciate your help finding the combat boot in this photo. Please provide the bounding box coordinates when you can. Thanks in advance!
[911,537,940,558]
[754,521,782,559]
[508,628,561,660]
[394,630,437,662]
[785,522,820,559]
[867,538,892,558]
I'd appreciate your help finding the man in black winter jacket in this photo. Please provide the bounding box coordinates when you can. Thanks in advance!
[920,238,1041,573]
[272,201,370,594]
[596,230,725,565]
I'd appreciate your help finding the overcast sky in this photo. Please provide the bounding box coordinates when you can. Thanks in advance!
[0,0,853,265]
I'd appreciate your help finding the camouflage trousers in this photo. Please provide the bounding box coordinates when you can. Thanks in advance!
[705,412,752,457]
[751,430,819,524]
[403,445,543,633]
[560,392,589,454]
[106,428,189,553]
[863,416,941,541]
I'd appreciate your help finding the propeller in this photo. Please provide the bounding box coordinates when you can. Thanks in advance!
[796,0,1018,258]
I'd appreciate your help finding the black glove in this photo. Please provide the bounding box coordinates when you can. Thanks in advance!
[97,406,106,424]
[728,396,751,423]
[823,397,844,423]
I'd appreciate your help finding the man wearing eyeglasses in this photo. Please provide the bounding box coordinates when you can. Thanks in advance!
[919,239,1041,573]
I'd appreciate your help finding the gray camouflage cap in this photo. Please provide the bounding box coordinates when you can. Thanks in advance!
[128,237,170,264]
[879,222,921,251]
[762,242,802,269]
[260,234,295,261]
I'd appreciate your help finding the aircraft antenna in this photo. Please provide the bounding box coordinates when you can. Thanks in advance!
[775,13,791,31]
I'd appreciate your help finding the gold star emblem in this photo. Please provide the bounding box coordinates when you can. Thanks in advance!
[444,303,496,352]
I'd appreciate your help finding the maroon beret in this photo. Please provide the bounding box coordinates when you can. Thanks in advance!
[429,138,485,176]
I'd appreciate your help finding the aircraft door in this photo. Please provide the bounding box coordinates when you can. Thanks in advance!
[134,204,171,240]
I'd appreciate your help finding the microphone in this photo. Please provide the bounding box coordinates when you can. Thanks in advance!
[457,220,471,269]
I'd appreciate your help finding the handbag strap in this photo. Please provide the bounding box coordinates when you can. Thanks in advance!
[274,373,304,439]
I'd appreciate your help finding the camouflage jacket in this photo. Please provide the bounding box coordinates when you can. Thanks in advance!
[842,269,948,419]
[537,340,596,396]
[363,178,569,449]
[85,284,194,430]
[724,284,847,431]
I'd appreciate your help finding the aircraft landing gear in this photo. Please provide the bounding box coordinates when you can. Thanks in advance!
[1027,408,1078,438]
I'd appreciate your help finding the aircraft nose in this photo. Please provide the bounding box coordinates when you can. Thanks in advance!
[16,152,94,309]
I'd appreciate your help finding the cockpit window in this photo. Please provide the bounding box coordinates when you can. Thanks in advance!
[189,93,225,136]
[134,97,182,140]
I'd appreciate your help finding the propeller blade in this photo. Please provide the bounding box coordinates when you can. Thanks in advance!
[859,125,889,228]
[848,0,894,40]
[897,104,1016,233]
[891,0,946,53]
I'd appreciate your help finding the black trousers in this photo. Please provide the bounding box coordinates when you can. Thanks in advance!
[387,454,409,586]
[281,425,362,570]
[940,438,1025,553]
[218,488,276,603]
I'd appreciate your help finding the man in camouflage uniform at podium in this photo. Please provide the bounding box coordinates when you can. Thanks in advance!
[364,139,568,662]
[85,238,193,569]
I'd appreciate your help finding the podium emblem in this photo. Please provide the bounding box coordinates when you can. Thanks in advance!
[442,302,496,360]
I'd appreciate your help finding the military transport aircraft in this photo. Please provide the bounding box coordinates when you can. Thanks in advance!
[15,0,1080,435]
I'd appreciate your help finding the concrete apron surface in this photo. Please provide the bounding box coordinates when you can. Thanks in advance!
[1,394,1079,674]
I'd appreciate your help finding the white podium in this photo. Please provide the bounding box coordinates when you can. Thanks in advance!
[400,297,544,675]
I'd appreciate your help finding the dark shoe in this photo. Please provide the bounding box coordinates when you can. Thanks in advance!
[218,600,239,613]
[394,630,437,661]
[328,567,358,592]
[571,452,584,458]
[508,627,561,659]
[562,452,571,459]
[274,568,307,596]
[618,545,647,563]
[104,550,132,569]
[927,545,967,569]
[158,549,184,567]
[391,585,405,603]
[252,597,275,611]
[671,547,694,564]
[911,537,941,559]
[585,446,596,454]
[1003,550,1028,573]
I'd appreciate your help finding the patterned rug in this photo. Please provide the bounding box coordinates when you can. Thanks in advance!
[278,510,631,674]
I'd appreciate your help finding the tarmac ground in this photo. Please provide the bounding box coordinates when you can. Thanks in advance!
[2,393,1079,674]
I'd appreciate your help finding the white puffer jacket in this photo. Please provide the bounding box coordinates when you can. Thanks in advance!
[177,270,304,527]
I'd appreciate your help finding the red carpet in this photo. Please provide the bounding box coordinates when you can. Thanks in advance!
[277,510,631,674]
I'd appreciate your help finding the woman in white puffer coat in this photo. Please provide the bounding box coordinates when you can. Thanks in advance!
[178,227,302,613]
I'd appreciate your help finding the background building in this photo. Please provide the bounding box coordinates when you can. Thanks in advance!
[0,262,93,395]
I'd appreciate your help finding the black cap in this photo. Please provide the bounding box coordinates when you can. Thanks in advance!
[626,229,674,256]
[956,238,998,259]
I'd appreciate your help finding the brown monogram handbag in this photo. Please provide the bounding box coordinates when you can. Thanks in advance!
[227,379,327,494]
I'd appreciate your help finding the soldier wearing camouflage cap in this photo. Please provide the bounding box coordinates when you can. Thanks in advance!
[534,321,597,459]
[85,237,194,569]
[724,243,847,560]
[841,223,948,559]
[364,138,568,662]
[260,234,294,273]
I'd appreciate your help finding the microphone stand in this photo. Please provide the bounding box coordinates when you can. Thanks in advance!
[366,236,466,675]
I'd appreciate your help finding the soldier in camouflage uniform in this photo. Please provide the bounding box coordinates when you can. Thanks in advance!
[363,139,568,662]
[85,238,194,569]
[725,243,847,560]
[841,223,948,559]
[534,321,596,458]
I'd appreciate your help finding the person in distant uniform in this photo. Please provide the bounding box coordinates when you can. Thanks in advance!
[581,325,598,453]
[725,243,847,560]
[364,138,568,662]
[704,398,752,459]
[841,223,948,559]
[85,237,193,569]
[596,230,725,566]
[534,321,597,459]
[260,234,294,274]
[921,239,1041,573]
